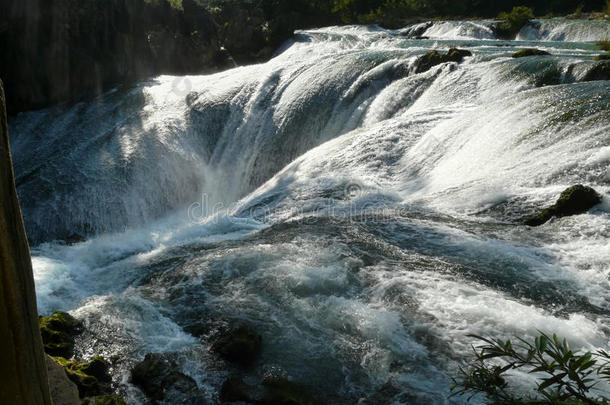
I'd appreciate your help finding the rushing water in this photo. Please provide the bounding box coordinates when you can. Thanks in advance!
[9,18,610,404]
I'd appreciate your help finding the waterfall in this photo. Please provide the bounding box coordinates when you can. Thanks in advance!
[8,19,610,404]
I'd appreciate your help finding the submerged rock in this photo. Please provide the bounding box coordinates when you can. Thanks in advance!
[131,353,201,402]
[220,375,265,403]
[220,375,315,405]
[82,395,127,405]
[414,48,472,74]
[212,324,262,366]
[525,185,602,226]
[512,48,551,58]
[582,62,610,81]
[39,311,84,357]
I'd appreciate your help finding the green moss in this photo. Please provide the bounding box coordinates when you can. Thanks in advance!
[51,356,112,398]
[512,48,551,58]
[525,185,602,226]
[39,311,83,357]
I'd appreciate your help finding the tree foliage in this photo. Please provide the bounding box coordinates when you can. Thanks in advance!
[452,333,610,404]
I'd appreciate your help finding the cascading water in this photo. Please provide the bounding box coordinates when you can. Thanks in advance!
[9,18,610,404]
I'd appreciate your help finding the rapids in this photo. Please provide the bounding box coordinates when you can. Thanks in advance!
[8,18,610,404]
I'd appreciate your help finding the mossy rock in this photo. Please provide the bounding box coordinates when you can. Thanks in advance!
[51,356,112,398]
[414,48,472,74]
[82,395,126,405]
[212,324,262,366]
[512,48,551,58]
[594,54,610,61]
[525,185,602,226]
[39,311,83,357]
[583,62,610,81]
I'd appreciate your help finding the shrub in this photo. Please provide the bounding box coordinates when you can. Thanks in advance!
[497,6,535,39]
[598,40,610,52]
[452,333,610,404]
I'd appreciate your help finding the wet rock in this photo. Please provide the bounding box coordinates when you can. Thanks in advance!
[46,355,80,405]
[219,375,315,405]
[413,48,472,74]
[212,324,262,366]
[82,395,127,405]
[525,185,602,226]
[131,353,201,402]
[39,311,84,357]
[583,62,610,81]
[261,376,316,405]
[51,356,113,398]
[80,355,112,383]
[220,376,264,403]
[512,48,551,58]
[400,21,433,38]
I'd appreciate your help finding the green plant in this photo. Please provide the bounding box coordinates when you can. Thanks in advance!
[497,6,535,39]
[597,40,610,52]
[452,333,610,404]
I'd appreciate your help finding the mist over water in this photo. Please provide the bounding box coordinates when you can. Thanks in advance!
[9,18,610,404]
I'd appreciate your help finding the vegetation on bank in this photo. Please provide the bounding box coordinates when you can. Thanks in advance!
[452,333,610,404]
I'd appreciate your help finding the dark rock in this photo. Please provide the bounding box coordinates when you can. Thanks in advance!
[512,48,551,58]
[212,324,262,366]
[582,62,610,81]
[260,376,316,405]
[525,185,602,226]
[219,375,315,405]
[594,54,610,61]
[39,311,84,357]
[82,395,127,405]
[79,356,112,383]
[414,48,472,74]
[131,353,200,402]
[400,21,433,38]
[220,375,264,403]
[51,356,112,398]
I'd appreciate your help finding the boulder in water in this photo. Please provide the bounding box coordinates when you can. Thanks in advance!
[414,48,472,74]
[212,324,262,366]
[525,185,602,226]
[583,62,610,81]
[131,353,201,401]
[512,48,551,58]
[39,311,84,357]
[220,375,316,405]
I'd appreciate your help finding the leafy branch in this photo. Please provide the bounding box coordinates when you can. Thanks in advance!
[452,333,610,405]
